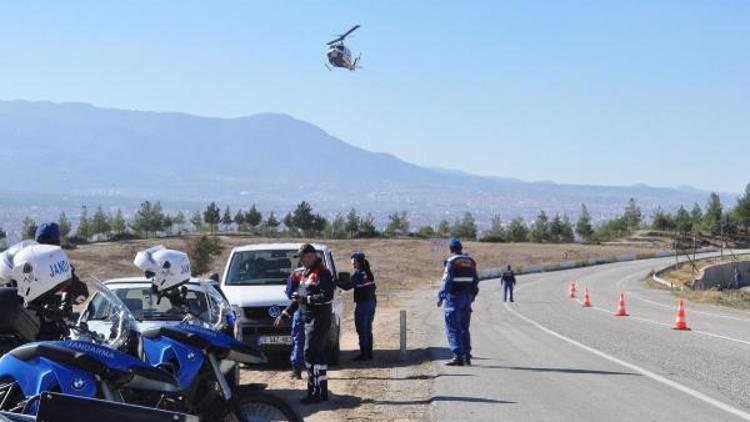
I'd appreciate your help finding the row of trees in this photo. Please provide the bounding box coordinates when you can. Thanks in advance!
[10,184,750,246]
[19,202,185,244]
[651,188,750,238]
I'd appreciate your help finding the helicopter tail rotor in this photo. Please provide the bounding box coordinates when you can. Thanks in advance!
[351,53,362,71]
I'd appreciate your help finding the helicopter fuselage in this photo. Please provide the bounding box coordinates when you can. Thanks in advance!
[327,43,356,71]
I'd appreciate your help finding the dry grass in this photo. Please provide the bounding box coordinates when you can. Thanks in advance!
[67,235,661,289]
[658,255,750,287]
[654,255,750,310]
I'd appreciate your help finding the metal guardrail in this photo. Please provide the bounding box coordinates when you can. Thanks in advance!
[478,247,720,281]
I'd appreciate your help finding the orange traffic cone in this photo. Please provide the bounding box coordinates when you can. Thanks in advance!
[569,281,577,298]
[673,297,690,330]
[614,293,629,316]
[582,288,592,307]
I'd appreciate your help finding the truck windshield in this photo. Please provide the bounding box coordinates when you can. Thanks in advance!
[225,249,323,286]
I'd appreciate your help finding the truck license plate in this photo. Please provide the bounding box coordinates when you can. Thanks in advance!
[258,335,292,345]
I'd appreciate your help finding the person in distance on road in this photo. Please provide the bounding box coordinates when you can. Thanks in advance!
[278,243,335,404]
[437,238,479,366]
[338,251,377,361]
[500,264,516,303]
[274,263,307,379]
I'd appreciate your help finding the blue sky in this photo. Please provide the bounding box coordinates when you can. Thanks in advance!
[1,1,748,193]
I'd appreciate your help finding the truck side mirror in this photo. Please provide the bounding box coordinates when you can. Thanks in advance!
[337,272,351,285]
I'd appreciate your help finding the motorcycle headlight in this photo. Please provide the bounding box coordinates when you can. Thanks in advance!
[231,306,242,341]
[137,336,144,360]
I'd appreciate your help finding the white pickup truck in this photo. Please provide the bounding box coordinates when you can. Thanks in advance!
[220,243,346,365]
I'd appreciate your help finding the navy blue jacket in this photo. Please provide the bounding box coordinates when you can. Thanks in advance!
[283,258,334,317]
[340,269,376,303]
[501,270,516,286]
[438,253,479,300]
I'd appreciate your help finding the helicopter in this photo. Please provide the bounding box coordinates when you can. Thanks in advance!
[326,25,361,71]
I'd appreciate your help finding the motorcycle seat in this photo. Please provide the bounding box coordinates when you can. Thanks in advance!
[141,326,212,350]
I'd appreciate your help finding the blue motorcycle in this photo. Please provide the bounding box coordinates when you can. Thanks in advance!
[86,278,300,422]
[0,281,183,418]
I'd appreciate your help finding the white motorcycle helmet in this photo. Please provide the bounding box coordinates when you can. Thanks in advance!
[0,241,73,305]
[134,245,191,294]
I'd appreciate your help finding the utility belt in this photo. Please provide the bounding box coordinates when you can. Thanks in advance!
[354,288,376,303]
[301,302,333,320]
[449,279,475,294]
[302,301,333,310]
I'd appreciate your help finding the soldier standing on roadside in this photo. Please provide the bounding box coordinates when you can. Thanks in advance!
[501,265,516,303]
[276,264,306,379]
[437,238,479,366]
[278,244,334,404]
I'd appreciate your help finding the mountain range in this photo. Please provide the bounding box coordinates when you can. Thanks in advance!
[0,100,735,228]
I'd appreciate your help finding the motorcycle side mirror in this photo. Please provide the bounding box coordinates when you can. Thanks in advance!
[151,284,163,305]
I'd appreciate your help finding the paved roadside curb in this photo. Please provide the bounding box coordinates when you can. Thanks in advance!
[478,247,718,281]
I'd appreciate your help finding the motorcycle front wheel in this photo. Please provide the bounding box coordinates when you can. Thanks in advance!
[220,391,301,422]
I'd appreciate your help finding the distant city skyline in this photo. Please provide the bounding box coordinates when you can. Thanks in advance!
[1,1,748,193]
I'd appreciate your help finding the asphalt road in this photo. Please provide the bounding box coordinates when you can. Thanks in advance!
[426,254,750,422]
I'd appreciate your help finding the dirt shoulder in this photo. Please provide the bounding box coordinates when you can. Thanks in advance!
[652,255,750,310]
[67,235,661,291]
[242,288,437,421]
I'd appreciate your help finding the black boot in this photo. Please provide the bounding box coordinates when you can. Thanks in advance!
[301,367,320,404]
[465,356,472,366]
[445,357,465,366]
[366,345,374,360]
[352,345,368,361]
[319,365,329,402]
[289,367,302,379]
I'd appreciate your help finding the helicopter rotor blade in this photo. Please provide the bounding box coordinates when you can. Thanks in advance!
[341,25,360,39]
[326,25,360,45]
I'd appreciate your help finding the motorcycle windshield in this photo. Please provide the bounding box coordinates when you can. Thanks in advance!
[194,280,232,331]
[77,278,138,350]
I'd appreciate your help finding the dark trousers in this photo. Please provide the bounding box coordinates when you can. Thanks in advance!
[354,299,376,353]
[304,308,332,400]
[502,282,514,302]
[444,292,473,358]
[290,310,305,369]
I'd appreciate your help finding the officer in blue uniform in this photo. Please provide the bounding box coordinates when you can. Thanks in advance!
[437,238,479,366]
[279,244,335,404]
[277,265,306,379]
[340,251,377,361]
[500,264,516,302]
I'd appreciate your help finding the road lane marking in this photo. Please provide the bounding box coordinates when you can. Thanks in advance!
[572,297,750,347]
[504,301,750,421]
[611,262,750,323]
